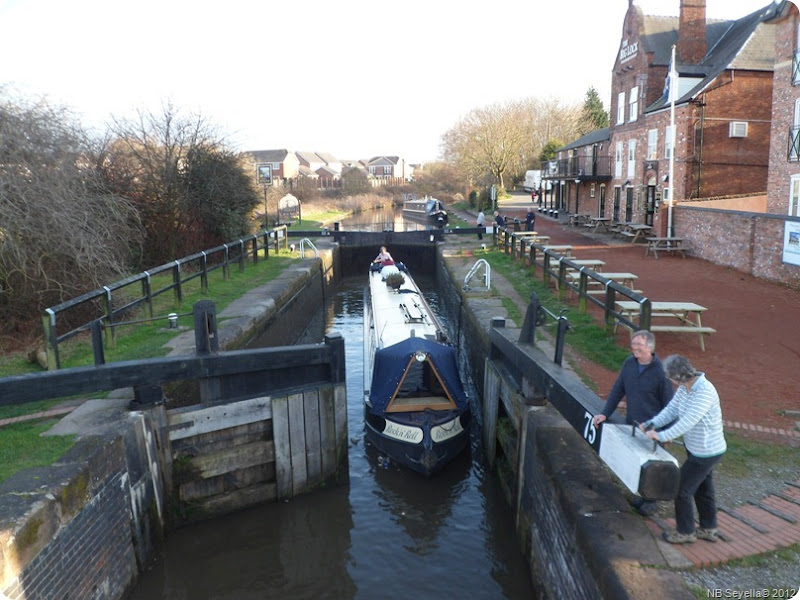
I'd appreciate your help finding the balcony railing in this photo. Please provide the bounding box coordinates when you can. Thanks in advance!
[788,127,800,162]
[541,155,612,180]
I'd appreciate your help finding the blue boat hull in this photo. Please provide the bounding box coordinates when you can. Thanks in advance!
[363,407,471,477]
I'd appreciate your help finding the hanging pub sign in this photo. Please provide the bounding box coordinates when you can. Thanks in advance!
[257,164,272,185]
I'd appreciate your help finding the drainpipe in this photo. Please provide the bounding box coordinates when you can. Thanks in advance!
[697,94,705,198]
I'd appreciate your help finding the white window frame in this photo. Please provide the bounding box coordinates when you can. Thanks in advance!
[792,100,800,161]
[628,86,639,122]
[627,139,636,179]
[615,141,623,178]
[617,91,626,125]
[647,129,658,160]
[665,125,675,160]
[790,175,800,217]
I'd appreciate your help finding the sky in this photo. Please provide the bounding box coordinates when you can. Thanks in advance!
[0,0,779,164]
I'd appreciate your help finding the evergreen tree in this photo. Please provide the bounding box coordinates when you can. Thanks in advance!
[581,87,609,134]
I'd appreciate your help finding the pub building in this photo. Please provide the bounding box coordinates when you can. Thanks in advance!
[543,0,785,236]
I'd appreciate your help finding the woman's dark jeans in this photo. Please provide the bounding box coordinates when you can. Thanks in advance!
[675,451,724,534]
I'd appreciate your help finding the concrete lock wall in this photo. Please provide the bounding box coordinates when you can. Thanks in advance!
[0,245,343,600]
[436,246,693,599]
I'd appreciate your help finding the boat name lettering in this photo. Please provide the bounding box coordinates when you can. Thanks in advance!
[384,422,423,444]
[431,418,464,443]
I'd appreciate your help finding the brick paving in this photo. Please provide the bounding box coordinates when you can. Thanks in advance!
[645,482,800,568]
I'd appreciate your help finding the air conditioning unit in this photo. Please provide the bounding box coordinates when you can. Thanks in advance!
[729,122,748,138]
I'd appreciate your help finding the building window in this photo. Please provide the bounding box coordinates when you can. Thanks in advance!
[665,125,674,160]
[647,129,658,160]
[628,86,639,122]
[790,176,800,217]
[617,91,625,125]
[791,100,800,161]
[615,141,623,178]
[795,23,800,85]
[627,139,636,179]
[794,48,800,86]
[729,122,748,138]
[590,183,596,198]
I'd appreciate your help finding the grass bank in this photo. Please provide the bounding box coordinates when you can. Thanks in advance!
[0,251,297,483]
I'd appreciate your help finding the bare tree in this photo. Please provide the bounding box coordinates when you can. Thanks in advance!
[0,91,142,334]
[104,102,224,267]
[442,97,584,190]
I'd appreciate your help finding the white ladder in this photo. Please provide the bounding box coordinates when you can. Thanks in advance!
[463,259,490,291]
[299,238,319,258]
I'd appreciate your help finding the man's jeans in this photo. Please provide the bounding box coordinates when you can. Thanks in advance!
[675,451,724,534]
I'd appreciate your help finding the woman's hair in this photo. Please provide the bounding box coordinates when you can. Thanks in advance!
[663,354,698,382]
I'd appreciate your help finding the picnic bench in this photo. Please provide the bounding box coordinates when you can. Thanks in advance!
[612,222,652,242]
[543,245,573,257]
[586,217,612,233]
[615,300,716,351]
[645,237,688,258]
[569,213,591,227]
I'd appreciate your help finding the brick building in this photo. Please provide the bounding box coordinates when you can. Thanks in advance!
[767,0,800,216]
[545,0,783,236]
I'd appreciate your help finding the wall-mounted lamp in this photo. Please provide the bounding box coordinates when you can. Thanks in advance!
[662,175,669,182]
[623,180,632,186]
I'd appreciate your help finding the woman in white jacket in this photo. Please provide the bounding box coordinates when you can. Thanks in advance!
[640,354,726,544]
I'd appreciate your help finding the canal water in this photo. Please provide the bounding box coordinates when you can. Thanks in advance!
[127,210,535,599]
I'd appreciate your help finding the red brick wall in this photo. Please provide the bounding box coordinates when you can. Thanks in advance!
[675,205,800,288]
[767,4,800,214]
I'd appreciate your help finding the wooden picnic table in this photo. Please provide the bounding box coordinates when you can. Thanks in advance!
[568,271,637,287]
[645,237,687,258]
[612,222,652,242]
[569,213,591,226]
[587,216,612,233]
[615,300,715,351]
[566,259,606,271]
[567,272,639,297]
[626,223,653,243]
[543,245,573,257]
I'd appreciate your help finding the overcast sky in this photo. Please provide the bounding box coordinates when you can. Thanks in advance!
[0,0,776,163]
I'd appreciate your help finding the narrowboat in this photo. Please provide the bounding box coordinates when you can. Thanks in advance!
[402,195,449,228]
[363,261,470,476]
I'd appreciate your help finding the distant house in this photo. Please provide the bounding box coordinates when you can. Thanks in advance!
[368,156,407,180]
[244,149,300,183]
[316,152,343,175]
[297,165,319,180]
[316,165,340,180]
[296,151,326,174]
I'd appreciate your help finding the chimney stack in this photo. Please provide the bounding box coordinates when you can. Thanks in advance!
[678,0,707,64]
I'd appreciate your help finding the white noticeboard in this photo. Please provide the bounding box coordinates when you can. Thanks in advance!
[598,424,679,494]
[782,221,800,267]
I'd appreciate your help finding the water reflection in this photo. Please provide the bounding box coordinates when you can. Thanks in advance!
[130,485,356,599]
[365,442,473,556]
[334,206,433,232]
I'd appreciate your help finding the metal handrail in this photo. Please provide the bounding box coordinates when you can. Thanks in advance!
[298,238,319,258]
[463,259,491,291]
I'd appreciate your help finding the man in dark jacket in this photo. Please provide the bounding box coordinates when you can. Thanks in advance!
[592,329,674,515]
